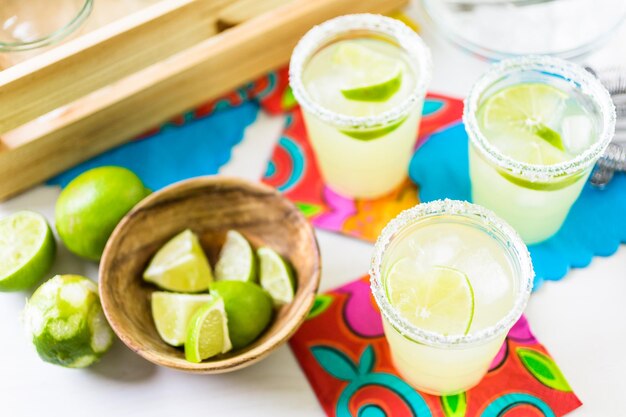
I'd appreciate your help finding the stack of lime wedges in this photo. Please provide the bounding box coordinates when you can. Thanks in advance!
[145,229,296,363]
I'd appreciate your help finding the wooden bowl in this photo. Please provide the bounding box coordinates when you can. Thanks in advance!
[99,176,321,373]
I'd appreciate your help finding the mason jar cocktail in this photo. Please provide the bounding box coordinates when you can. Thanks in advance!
[464,56,616,244]
[289,14,432,199]
[370,200,533,395]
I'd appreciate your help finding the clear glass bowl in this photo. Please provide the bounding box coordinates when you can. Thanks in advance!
[421,0,626,61]
[0,0,93,52]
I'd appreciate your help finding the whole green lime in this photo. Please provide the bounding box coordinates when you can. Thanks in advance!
[23,275,114,368]
[209,281,273,349]
[55,167,149,260]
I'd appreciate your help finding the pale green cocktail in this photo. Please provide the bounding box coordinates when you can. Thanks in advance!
[290,14,431,198]
[464,57,616,244]
[370,200,533,395]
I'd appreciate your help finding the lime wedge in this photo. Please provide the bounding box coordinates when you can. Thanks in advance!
[386,259,474,336]
[0,211,56,292]
[258,247,295,307]
[151,292,213,346]
[215,230,257,282]
[185,295,232,363]
[480,83,568,153]
[334,42,403,102]
[143,230,213,292]
[340,115,408,141]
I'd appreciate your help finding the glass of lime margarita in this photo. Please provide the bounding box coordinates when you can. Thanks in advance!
[370,200,533,395]
[289,14,432,199]
[464,56,616,244]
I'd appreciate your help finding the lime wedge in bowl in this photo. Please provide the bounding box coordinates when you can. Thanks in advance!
[0,211,56,292]
[143,229,213,292]
[386,258,474,336]
[185,295,232,363]
[258,247,296,307]
[152,292,214,347]
[215,230,257,282]
[335,42,403,102]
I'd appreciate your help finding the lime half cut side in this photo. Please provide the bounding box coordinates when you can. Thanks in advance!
[151,292,213,346]
[335,42,403,102]
[185,296,232,363]
[480,83,569,155]
[215,230,257,283]
[0,211,56,292]
[258,247,295,307]
[386,259,475,336]
[143,229,213,292]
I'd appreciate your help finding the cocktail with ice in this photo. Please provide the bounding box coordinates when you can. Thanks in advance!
[289,14,431,198]
[370,200,533,395]
[464,56,616,244]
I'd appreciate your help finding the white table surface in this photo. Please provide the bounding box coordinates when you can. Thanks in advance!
[2,3,625,416]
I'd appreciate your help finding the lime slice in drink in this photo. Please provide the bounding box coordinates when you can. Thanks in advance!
[215,230,257,283]
[386,259,474,336]
[258,247,295,307]
[335,42,403,102]
[185,295,232,363]
[23,275,114,368]
[340,115,408,141]
[143,230,213,292]
[480,83,568,154]
[152,292,213,346]
[209,281,273,349]
[0,211,56,292]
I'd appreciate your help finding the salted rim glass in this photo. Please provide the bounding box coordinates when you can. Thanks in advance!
[370,199,534,349]
[463,55,616,183]
[0,0,93,52]
[289,13,432,130]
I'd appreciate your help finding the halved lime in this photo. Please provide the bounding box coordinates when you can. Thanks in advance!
[334,42,403,102]
[143,230,213,292]
[23,275,114,368]
[185,296,232,363]
[386,259,474,336]
[0,211,56,292]
[258,247,295,307]
[151,292,213,346]
[209,281,273,349]
[214,230,257,283]
[479,83,568,154]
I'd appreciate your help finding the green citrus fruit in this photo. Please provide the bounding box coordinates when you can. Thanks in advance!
[23,275,114,368]
[184,295,232,363]
[386,260,475,336]
[257,247,295,307]
[214,230,257,283]
[143,230,213,292]
[209,281,273,349]
[0,211,56,292]
[55,166,149,261]
[151,292,214,346]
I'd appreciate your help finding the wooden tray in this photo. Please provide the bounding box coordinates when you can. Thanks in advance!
[0,0,407,200]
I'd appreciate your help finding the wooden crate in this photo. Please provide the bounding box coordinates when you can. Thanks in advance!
[0,0,408,200]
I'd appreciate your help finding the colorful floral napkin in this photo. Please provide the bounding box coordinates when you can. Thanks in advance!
[290,276,582,417]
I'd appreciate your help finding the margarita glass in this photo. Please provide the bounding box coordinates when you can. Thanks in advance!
[289,14,432,198]
[464,56,616,244]
[370,200,533,395]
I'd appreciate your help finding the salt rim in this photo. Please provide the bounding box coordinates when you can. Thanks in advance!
[463,55,616,183]
[369,199,534,348]
[289,13,432,129]
[0,0,93,52]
